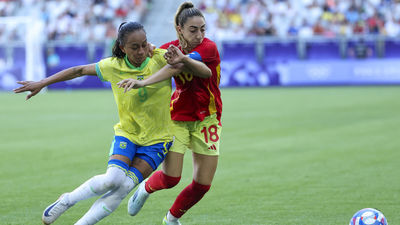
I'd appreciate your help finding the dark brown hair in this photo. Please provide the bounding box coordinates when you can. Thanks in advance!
[112,22,145,58]
[174,2,205,49]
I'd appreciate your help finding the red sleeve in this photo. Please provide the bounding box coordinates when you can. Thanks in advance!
[159,40,179,49]
[192,38,218,63]
[159,43,170,50]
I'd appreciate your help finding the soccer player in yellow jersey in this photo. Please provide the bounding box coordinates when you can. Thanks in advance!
[13,22,182,225]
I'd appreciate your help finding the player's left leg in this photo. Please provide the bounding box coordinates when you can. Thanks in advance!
[164,114,221,224]
[127,141,174,216]
[165,153,218,223]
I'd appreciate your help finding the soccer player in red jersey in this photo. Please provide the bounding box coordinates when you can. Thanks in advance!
[121,2,222,224]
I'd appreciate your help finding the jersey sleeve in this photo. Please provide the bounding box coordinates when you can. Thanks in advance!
[152,48,167,67]
[160,41,174,50]
[192,40,219,63]
[95,57,114,82]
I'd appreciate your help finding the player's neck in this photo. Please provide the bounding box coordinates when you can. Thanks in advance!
[183,47,192,54]
[180,41,194,54]
[183,44,196,54]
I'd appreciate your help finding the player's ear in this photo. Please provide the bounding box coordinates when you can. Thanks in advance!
[177,26,183,35]
[119,45,126,54]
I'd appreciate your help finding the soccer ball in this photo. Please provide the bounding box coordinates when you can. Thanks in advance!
[349,208,388,225]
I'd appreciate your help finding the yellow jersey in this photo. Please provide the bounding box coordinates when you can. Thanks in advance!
[95,49,172,146]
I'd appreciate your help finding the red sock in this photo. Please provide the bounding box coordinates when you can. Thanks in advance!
[145,171,180,193]
[169,180,211,218]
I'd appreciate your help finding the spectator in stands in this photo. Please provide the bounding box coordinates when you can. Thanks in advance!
[345,3,360,25]
[384,15,400,37]
[338,19,353,37]
[367,10,385,34]
[287,19,299,36]
[353,20,367,34]
[348,38,374,59]
[313,19,325,36]
[298,19,314,38]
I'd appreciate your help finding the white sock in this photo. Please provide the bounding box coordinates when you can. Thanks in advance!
[66,167,127,205]
[167,211,179,221]
[74,175,137,225]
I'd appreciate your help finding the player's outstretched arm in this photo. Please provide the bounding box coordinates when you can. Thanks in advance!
[13,64,97,100]
[165,45,211,78]
[118,63,183,93]
[117,79,144,93]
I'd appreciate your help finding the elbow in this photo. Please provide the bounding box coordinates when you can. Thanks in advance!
[72,66,85,77]
[202,68,212,78]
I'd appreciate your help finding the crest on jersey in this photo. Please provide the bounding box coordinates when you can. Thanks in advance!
[137,75,144,80]
[119,141,127,149]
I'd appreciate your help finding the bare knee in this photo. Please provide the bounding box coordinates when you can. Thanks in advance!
[192,154,218,185]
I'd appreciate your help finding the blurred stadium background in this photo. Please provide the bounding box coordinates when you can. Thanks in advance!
[1,0,400,225]
[1,0,400,89]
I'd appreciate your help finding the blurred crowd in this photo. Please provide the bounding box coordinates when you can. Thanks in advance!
[0,0,151,42]
[199,0,400,39]
[1,0,400,42]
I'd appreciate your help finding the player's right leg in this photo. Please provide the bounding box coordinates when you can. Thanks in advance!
[42,136,134,224]
[162,211,182,225]
[74,170,139,225]
[42,193,73,225]
[42,160,128,225]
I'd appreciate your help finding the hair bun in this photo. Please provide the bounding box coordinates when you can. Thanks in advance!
[182,2,194,9]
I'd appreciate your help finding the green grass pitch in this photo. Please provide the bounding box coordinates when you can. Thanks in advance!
[1,87,399,225]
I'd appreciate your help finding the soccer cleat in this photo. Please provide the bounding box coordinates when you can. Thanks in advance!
[42,193,73,225]
[162,215,182,225]
[127,182,149,216]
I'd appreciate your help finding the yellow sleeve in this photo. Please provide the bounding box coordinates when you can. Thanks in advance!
[96,57,116,82]
[152,49,167,68]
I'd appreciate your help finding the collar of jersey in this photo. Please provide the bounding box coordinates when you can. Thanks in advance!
[124,55,150,70]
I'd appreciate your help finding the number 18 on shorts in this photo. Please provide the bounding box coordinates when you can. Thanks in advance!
[169,114,221,156]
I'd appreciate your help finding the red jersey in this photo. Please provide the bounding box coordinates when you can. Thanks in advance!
[160,38,222,123]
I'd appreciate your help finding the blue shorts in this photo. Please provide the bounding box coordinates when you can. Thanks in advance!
[109,136,172,170]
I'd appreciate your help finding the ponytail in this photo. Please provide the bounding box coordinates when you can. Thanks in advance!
[174,1,204,49]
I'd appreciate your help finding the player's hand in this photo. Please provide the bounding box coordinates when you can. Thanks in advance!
[13,80,45,100]
[117,78,144,93]
[147,43,156,58]
[164,45,185,65]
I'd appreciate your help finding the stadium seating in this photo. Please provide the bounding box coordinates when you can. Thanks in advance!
[384,40,400,58]
[305,40,342,60]
[1,0,400,90]
[264,41,298,62]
